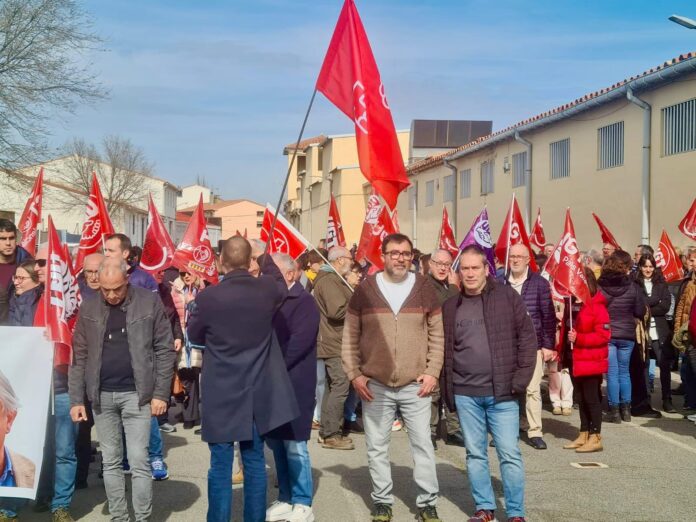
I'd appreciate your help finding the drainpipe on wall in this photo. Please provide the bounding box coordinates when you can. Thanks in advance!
[442,159,458,236]
[411,181,418,248]
[626,87,651,244]
[513,131,533,231]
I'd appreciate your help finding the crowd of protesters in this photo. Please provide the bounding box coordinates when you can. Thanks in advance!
[1,214,696,522]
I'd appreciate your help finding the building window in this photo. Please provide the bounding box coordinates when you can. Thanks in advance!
[256,221,263,228]
[550,138,570,179]
[512,151,527,187]
[480,160,494,195]
[459,169,471,198]
[598,121,624,169]
[408,185,417,210]
[443,174,455,203]
[425,180,435,207]
[662,98,696,156]
[256,210,264,217]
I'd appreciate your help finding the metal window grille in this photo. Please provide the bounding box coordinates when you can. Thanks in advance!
[550,138,570,179]
[425,180,435,207]
[662,98,696,156]
[597,121,624,169]
[459,169,471,198]
[408,185,417,210]
[512,151,527,187]
[480,160,494,195]
[443,174,455,202]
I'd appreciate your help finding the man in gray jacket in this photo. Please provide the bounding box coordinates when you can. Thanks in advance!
[69,258,175,522]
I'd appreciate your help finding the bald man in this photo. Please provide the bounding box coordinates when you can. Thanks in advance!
[78,253,105,299]
[69,258,175,522]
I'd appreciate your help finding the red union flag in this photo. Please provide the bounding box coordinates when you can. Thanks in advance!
[545,209,591,304]
[326,195,346,249]
[678,198,696,241]
[45,216,82,352]
[495,195,538,272]
[655,229,685,283]
[355,192,397,270]
[140,194,176,274]
[316,0,409,210]
[438,206,458,257]
[18,167,44,256]
[172,196,219,284]
[260,204,310,259]
[75,174,115,271]
[592,212,621,250]
[529,208,546,250]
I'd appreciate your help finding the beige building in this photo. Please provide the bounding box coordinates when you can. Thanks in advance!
[178,198,265,241]
[177,183,223,209]
[398,52,696,253]
[283,131,410,247]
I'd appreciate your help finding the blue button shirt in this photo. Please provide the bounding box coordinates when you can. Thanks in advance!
[0,447,16,487]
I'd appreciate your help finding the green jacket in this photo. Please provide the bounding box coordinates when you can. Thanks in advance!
[313,269,353,359]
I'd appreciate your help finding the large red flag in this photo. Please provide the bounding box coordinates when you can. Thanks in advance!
[495,195,538,272]
[316,0,409,210]
[172,196,219,284]
[44,216,82,353]
[355,192,397,270]
[18,167,44,256]
[140,194,176,274]
[75,174,115,271]
[591,212,621,250]
[438,206,458,257]
[545,210,591,304]
[529,208,546,250]
[260,205,310,259]
[678,198,696,241]
[326,195,346,249]
[655,229,685,283]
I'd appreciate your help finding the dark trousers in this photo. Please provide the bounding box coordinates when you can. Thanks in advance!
[319,356,349,439]
[629,342,651,411]
[179,367,202,424]
[574,375,603,434]
[75,400,94,485]
[650,339,674,400]
[430,390,460,438]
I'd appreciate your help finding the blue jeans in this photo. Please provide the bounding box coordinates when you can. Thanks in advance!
[149,417,163,462]
[207,425,266,522]
[682,352,696,408]
[455,395,525,518]
[266,439,313,507]
[52,392,78,511]
[607,339,635,406]
[343,386,360,423]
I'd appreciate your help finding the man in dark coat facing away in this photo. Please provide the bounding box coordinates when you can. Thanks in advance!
[187,236,300,522]
[265,253,320,522]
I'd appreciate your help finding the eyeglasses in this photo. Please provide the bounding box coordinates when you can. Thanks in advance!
[508,255,529,261]
[13,275,30,282]
[35,259,46,267]
[385,250,413,260]
[431,261,452,269]
[84,269,99,278]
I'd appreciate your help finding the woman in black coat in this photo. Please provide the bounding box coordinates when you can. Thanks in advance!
[635,254,675,413]
[8,259,43,326]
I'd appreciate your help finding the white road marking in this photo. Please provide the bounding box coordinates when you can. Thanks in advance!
[627,422,696,456]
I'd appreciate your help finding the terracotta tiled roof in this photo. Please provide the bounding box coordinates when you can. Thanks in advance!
[178,198,262,213]
[408,51,696,175]
[283,135,327,153]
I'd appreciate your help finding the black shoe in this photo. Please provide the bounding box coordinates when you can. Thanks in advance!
[528,437,547,450]
[183,421,194,430]
[194,428,202,435]
[417,505,441,521]
[344,418,364,434]
[371,503,393,521]
[445,432,465,447]
[603,405,621,424]
[632,406,661,419]
[620,403,632,422]
[662,399,677,413]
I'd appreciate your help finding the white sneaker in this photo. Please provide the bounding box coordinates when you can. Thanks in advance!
[265,500,293,521]
[287,504,315,522]
[687,414,696,422]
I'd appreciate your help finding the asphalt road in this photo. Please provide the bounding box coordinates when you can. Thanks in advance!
[18,373,696,521]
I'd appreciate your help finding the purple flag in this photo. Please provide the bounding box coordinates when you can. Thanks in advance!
[457,208,496,275]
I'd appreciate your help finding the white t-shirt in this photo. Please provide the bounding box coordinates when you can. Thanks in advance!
[376,272,416,315]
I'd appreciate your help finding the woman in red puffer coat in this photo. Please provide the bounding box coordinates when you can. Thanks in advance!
[563,267,611,453]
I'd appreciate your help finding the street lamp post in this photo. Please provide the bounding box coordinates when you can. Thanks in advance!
[669,14,696,29]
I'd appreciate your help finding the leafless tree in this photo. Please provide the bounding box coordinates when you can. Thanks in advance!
[0,0,106,167]
[55,136,152,215]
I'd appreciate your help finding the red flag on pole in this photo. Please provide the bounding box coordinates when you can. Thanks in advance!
[172,196,219,284]
[260,204,310,259]
[678,198,696,241]
[326,195,346,249]
[655,230,685,283]
[75,174,115,271]
[438,206,458,258]
[140,194,176,275]
[316,0,409,210]
[529,208,546,250]
[495,195,538,272]
[18,167,44,256]
[391,209,400,233]
[545,209,592,304]
[45,216,82,352]
[591,212,621,250]
[355,192,397,270]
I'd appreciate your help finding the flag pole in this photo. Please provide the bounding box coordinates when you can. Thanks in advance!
[503,194,515,280]
[312,246,355,293]
[264,88,318,256]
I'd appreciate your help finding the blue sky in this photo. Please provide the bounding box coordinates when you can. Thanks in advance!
[45,0,696,203]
